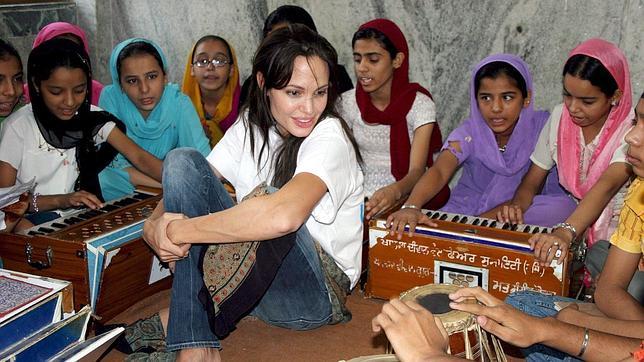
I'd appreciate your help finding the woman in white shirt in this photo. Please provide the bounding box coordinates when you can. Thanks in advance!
[138,24,363,360]
[0,38,162,227]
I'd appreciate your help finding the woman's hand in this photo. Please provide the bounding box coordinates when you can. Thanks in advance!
[386,208,437,239]
[366,185,402,220]
[372,298,449,361]
[63,191,103,209]
[1,192,29,232]
[528,228,571,266]
[143,212,190,262]
[496,204,524,224]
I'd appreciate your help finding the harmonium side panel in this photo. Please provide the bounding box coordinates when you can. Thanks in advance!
[0,233,88,309]
[95,236,172,321]
[365,219,569,301]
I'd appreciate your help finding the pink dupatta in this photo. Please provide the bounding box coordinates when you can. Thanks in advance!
[556,38,633,246]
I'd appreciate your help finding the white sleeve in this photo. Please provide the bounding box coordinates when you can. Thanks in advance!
[94,121,116,144]
[530,105,561,171]
[0,119,24,171]
[610,135,628,164]
[295,122,357,224]
[408,93,437,130]
[207,118,245,184]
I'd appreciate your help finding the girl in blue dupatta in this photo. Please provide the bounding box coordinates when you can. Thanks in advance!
[99,38,210,201]
[388,54,577,238]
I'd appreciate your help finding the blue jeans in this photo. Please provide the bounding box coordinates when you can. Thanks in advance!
[505,291,582,362]
[163,148,332,351]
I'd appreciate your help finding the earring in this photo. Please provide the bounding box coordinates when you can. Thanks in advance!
[611,100,618,106]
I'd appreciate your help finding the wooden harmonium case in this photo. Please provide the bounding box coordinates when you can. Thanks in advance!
[366,210,570,301]
[0,191,172,321]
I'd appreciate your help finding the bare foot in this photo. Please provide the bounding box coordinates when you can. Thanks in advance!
[176,347,221,362]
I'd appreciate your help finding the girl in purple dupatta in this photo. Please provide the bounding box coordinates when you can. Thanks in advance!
[388,54,576,237]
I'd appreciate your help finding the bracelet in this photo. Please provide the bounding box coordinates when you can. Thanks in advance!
[400,204,419,210]
[31,192,40,213]
[552,222,577,242]
[577,328,589,357]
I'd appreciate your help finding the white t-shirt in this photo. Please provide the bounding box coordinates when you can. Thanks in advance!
[338,91,436,196]
[0,104,115,196]
[207,115,365,287]
[530,103,629,238]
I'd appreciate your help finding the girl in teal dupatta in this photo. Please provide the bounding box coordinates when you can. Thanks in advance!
[99,38,210,201]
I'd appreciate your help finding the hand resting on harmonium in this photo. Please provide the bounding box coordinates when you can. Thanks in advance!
[1,192,30,233]
[386,207,438,240]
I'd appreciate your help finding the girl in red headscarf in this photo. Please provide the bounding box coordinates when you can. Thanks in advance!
[339,19,448,220]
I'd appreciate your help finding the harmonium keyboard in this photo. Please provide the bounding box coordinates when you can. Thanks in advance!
[366,210,570,301]
[0,191,172,322]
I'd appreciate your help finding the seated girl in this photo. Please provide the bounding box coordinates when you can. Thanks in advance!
[0,38,162,227]
[0,38,25,123]
[239,4,353,105]
[340,18,449,220]
[387,54,576,238]
[498,38,633,268]
[182,35,240,147]
[121,24,363,360]
[23,22,104,105]
[98,38,210,201]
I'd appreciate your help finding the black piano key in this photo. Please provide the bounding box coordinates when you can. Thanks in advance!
[51,222,67,229]
[501,222,510,230]
[510,224,519,231]
[38,227,55,233]
[472,218,480,225]
[132,192,153,200]
[429,212,440,219]
[489,221,497,228]
[28,230,45,236]
[480,220,488,226]
[532,227,540,233]
[451,215,460,222]
[439,214,448,220]
[541,229,548,233]
[69,216,84,223]
[459,216,468,223]
[102,204,119,212]
[523,225,531,233]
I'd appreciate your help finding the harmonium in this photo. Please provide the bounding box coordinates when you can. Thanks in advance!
[366,210,570,300]
[0,190,172,322]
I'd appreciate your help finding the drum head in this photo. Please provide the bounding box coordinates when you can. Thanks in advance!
[399,284,475,333]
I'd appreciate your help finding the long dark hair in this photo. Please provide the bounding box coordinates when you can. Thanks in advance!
[475,61,528,98]
[0,38,22,64]
[245,24,361,188]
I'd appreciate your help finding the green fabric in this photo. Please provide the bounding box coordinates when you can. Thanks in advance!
[124,313,166,353]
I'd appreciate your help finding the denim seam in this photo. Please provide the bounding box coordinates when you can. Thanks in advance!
[167,341,221,351]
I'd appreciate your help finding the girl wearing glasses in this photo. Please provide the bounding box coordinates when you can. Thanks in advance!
[98,38,210,201]
[182,35,241,147]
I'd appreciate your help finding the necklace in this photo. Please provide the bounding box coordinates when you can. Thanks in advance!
[38,138,65,157]
[498,144,507,153]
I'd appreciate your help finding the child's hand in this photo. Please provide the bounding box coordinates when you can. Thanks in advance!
[496,204,524,224]
[529,229,570,266]
[64,191,103,210]
[365,185,401,220]
[386,208,436,240]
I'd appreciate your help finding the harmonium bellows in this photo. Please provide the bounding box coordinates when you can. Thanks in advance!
[0,191,172,321]
[366,210,570,301]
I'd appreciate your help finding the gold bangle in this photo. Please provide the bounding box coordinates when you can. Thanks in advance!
[400,204,419,210]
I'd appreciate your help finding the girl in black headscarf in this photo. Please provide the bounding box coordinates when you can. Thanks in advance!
[0,38,162,226]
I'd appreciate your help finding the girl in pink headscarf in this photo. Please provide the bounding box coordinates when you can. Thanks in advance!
[23,22,104,105]
[499,38,634,267]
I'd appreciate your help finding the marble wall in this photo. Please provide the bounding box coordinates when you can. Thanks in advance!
[2,0,642,135]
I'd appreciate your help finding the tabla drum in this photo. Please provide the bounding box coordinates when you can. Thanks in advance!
[398,284,506,361]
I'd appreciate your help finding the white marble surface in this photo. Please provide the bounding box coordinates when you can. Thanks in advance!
[3,0,642,135]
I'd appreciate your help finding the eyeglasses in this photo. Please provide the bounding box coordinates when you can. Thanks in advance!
[193,58,231,68]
